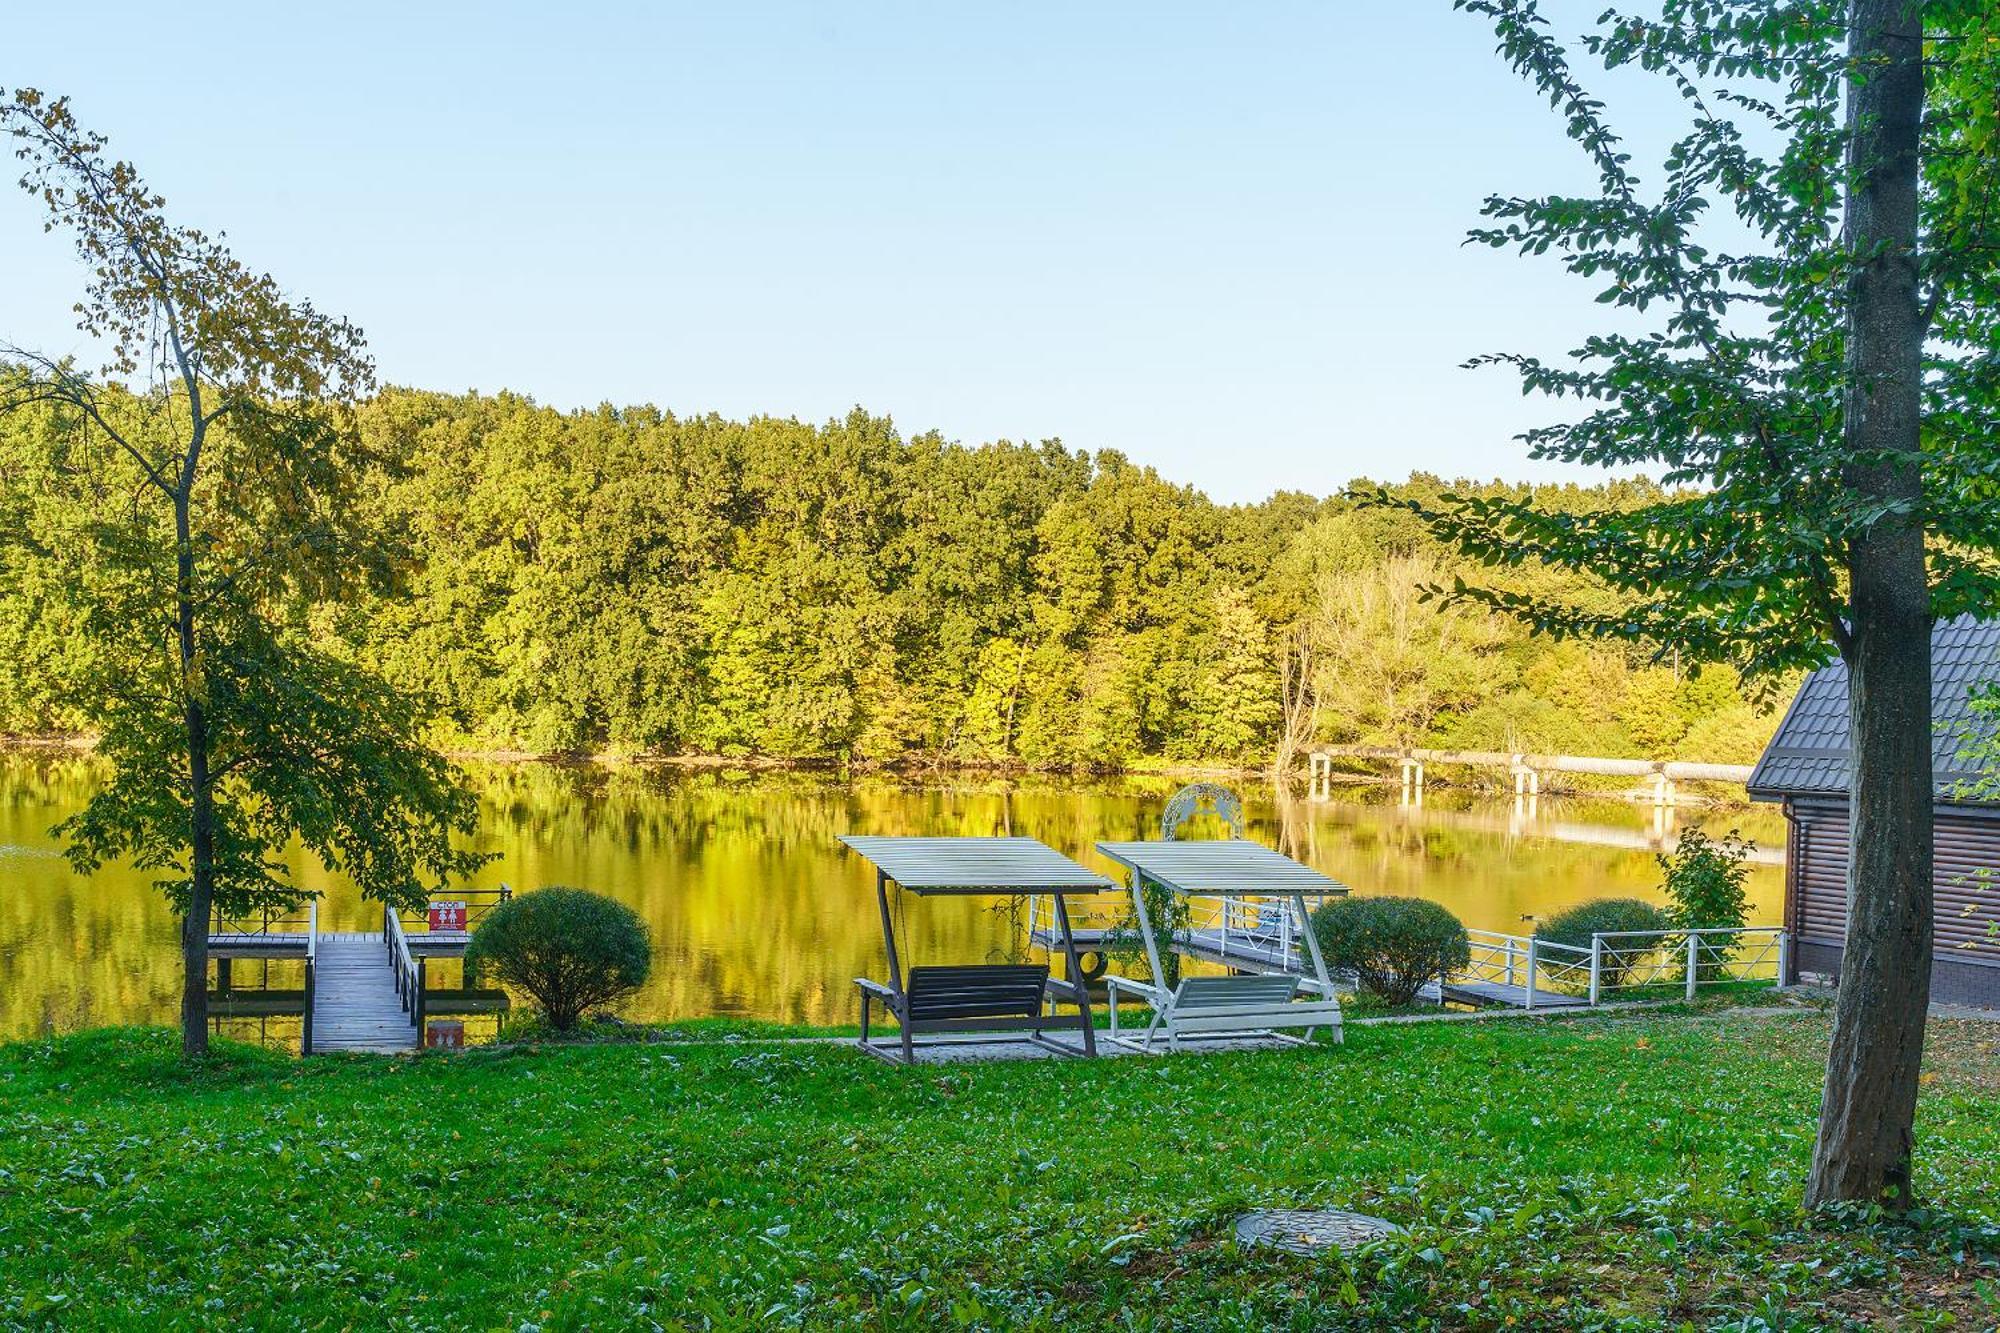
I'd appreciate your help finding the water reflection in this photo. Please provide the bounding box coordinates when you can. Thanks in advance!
[0,756,1786,1039]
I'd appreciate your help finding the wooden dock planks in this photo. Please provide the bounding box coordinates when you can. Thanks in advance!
[1426,979,1591,1010]
[310,934,419,1053]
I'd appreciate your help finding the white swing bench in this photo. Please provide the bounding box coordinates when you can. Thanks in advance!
[1105,972,1343,1051]
[1095,838,1350,1054]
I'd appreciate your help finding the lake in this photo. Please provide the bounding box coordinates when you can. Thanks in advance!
[0,756,1787,1041]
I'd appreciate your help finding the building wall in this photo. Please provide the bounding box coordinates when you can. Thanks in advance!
[1784,797,2000,1009]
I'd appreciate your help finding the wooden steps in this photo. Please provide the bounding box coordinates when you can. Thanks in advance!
[311,934,419,1053]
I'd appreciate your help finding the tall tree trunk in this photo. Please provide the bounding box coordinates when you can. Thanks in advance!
[1808,0,1931,1210]
[1273,621,1315,782]
[175,498,214,1058]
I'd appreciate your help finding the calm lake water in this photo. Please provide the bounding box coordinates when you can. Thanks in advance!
[0,756,1787,1041]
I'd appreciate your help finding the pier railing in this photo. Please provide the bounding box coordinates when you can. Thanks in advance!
[1182,896,1300,963]
[393,884,514,936]
[208,904,315,940]
[384,904,424,1032]
[1582,927,1788,1003]
[302,900,318,1055]
[1453,929,1593,1008]
[1438,927,1787,1008]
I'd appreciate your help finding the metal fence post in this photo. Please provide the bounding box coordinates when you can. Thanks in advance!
[1524,937,1538,1010]
[1589,936,1603,1006]
[1685,932,1700,1001]
[1776,930,1790,987]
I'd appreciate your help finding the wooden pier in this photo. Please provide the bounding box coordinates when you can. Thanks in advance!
[312,933,420,1052]
[207,891,510,1054]
[1423,978,1590,1010]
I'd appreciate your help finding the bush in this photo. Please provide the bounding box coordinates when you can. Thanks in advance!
[1535,898,1670,988]
[1311,896,1471,1006]
[465,887,652,1031]
[1659,827,1751,931]
[1659,827,1753,981]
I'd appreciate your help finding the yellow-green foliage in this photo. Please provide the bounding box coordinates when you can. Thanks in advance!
[0,386,1785,765]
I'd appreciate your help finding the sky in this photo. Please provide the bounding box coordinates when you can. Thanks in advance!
[1,3,1696,504]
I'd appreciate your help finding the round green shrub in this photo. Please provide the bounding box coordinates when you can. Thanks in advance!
[1310,895,1471,1006]
[465,887,652,1031]
[1535,898,1671,987]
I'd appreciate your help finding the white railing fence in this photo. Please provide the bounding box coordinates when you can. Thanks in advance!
[1021,892,1122,946]
[1585,926,1788,1002]
[1183,895,1298,962]
[1458,929,1592,1008]
[1027,892,1309,970]
[1025,892,1790,1011]
[1441,926,1788,1008]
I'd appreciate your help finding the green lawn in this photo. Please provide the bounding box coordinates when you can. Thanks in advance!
[1,1008,1995,1330]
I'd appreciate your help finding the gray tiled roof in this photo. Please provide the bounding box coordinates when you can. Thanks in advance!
[1746,616,2000,802]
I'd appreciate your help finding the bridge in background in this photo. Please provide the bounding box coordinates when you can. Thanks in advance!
[1307,746,1755,806]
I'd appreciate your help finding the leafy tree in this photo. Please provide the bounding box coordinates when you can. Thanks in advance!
[1307,543,1510,749]
[0,382,1792,772]
[1179,586,1281,762]
[1381,1,2000,1207]
[0,90,486,1057]
[1678,703,1781,765]
[1616,668,1690,757]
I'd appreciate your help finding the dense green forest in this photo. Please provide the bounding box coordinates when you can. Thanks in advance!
[0,386,1783,768]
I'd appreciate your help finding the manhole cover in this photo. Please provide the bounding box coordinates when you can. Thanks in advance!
[1234,1207,1399,1255]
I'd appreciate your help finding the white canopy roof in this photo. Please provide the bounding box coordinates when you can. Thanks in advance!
[1094,839,1351,898]
[839,836,1116,896]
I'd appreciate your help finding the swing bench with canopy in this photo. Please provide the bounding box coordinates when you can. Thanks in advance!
[1097,839,1349,1050]
[1093,784,1349,1051]
[840,835,1115,1064]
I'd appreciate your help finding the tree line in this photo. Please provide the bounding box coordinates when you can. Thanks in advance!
[0,383,1779,769]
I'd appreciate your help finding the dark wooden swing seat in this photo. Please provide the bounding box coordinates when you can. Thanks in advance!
[856,963,1073,1063]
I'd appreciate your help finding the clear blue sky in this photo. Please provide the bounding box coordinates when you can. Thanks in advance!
[3,3,1687,504]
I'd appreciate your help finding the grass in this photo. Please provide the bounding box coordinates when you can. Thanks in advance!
[494,991,1445,1046]
[0,1008,1996,1330]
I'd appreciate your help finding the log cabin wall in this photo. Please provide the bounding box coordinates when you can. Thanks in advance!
[1783,796,2000,1008]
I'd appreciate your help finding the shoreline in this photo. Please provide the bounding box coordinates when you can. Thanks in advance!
[0,733,1752,807]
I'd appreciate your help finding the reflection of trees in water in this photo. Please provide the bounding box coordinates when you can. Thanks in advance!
[0,758,1785,1037]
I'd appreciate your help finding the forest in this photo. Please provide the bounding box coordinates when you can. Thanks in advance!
[0,385,1783,769]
